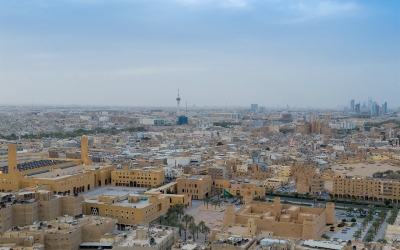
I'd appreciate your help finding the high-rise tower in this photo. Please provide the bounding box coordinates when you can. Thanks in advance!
[176,89,181,116]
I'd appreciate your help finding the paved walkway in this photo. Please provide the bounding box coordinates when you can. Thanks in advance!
[374,212,390,241]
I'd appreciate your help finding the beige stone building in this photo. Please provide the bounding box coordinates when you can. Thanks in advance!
[0,215,116,250]
[112,224,179,250]
[278,166,291,178]
[176,175,212,200]
[81,184,191,229]
[222,198,336,240]
[262,178,288,190]
[111,166,165,188]
[226,183,265,199]
[0,137,113,194]
[332,175,400,202]
[207,166,226,180]
[0,190,82,236]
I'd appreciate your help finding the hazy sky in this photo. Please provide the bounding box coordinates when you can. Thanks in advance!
[0,0,399,108]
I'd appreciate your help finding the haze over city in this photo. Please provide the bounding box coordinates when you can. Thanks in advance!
[0,0,399,108]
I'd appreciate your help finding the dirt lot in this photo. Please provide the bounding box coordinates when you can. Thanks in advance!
[330,162,400,176]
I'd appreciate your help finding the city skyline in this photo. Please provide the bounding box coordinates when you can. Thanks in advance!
[0,0,399,107]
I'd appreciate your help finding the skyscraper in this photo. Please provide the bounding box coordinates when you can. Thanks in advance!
[382,102,388,114]
[350,99,355,111]
[371,102,380,116]
[251,104,258,111]
[368,97,372,109]
[355,103,360,114]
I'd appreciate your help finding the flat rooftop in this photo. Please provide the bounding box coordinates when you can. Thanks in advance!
[26,165,106,180]
[115,225,177,247]
[85,196,152,209]
[82,186,148,197]
[0,159,73,174]
[331,162,400,176]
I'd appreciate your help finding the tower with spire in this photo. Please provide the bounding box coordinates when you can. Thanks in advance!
[176,89,181,116]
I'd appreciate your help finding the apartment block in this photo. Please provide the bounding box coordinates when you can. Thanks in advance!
[333,176,400,202]
[207,166,226,180]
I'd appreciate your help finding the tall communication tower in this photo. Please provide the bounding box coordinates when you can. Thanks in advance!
[176,89,181,116]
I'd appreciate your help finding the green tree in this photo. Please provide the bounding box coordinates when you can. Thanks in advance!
[189,222,198,241]
[175,203,185,218]
[177,222,184,236]
[321,233,330,240]
[384,199,391,206]
[353,229,362,241]
[204,197,211,209]
[373,221,381,233]
[368,207,375,216]
[362,220,368,230]
[182,214,194,240]
[158,215,165,225]
[203,225,211,242]
[198,221,206,233]
[212,199,218,210]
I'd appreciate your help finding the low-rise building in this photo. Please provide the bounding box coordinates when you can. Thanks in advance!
[176,175,212,200]
[111,166,165,188]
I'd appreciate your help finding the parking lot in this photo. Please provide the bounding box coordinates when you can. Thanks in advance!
[326,210,372,241]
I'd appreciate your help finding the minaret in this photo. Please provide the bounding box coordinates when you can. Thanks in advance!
[176,89,181,117]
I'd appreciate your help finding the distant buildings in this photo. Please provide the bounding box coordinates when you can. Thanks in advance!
[250,104,258,111]
[382,102,388,114]
[140,118,165,126]
[176,115,188,125]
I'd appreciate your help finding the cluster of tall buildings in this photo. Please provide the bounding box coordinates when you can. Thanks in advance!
[349,98,388,116]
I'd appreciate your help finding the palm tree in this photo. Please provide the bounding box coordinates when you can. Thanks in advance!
[177,203,185,218]
[212,199,218,210]
[177,222,184,236]
[182,214,194,240]
[198,221,206,233]
[205,197,211,209]
[343,196,347,208]
[353,229,362,241]
[362,220,368,230]
[368,207,375,216]
[203,225,211,242]
[167,212,178,227]
[189,222,198,241]
[373,221,380,233]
